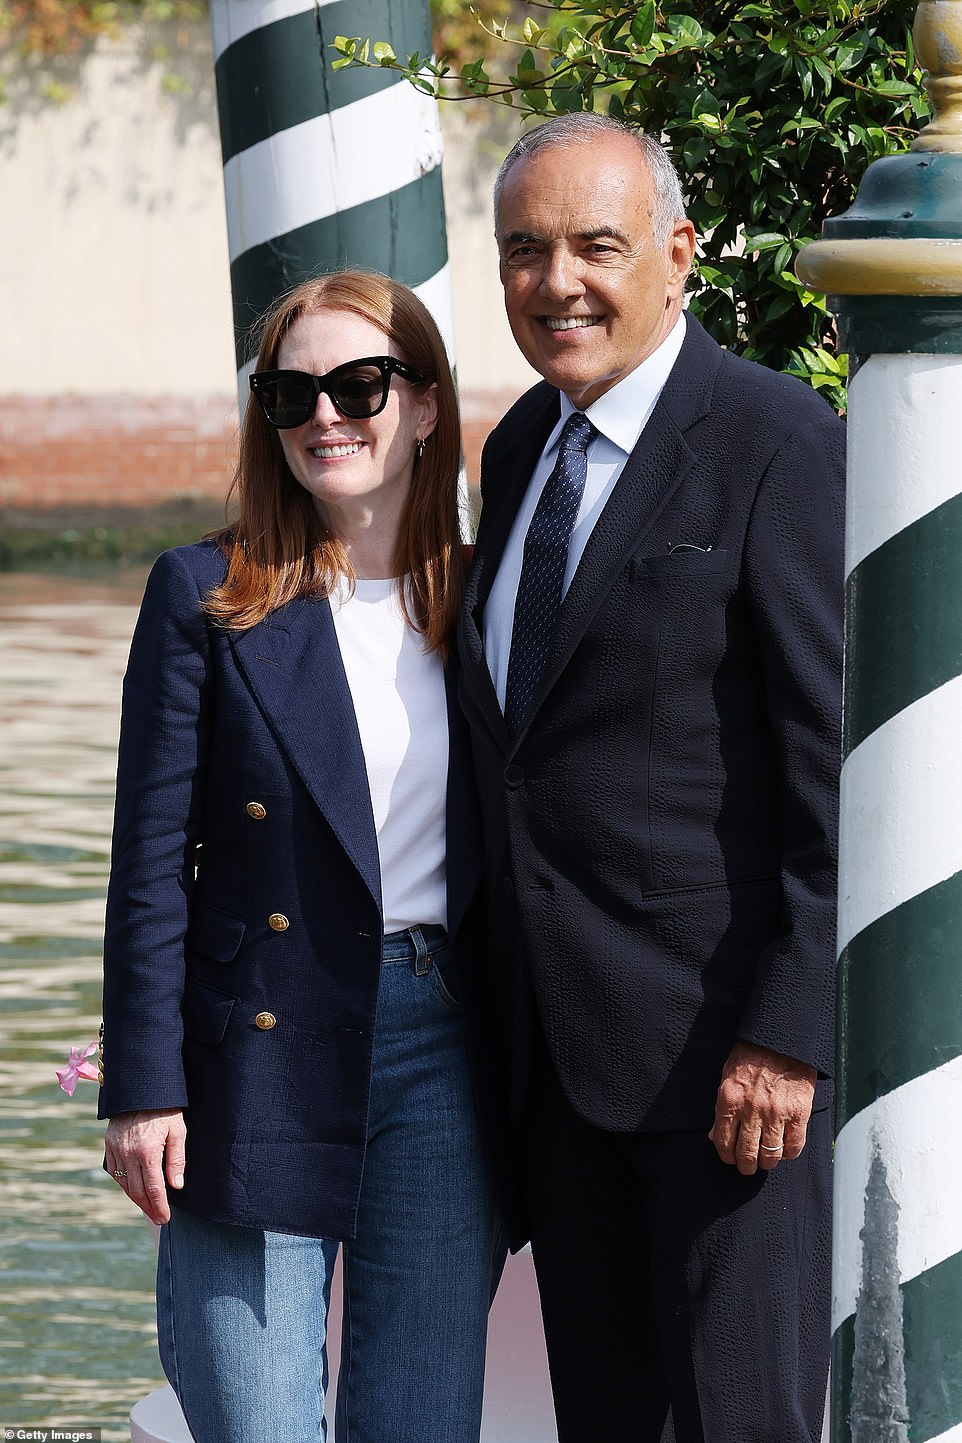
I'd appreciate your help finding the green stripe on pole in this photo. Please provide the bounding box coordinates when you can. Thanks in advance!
[843,491,962,758]
[833,296,962,359]
[230,170,448,367]
[215,0,433,165]
[836,868,962,1131]
[833,1247,962,1443]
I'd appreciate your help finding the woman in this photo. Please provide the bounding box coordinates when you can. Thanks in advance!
[99,272,503,1443]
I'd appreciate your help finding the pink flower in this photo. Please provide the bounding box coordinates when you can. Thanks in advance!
[57,1041,99,1096]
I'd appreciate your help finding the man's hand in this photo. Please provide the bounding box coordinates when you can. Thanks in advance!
[709,1041,816,1175]
[104,1109,186,1225]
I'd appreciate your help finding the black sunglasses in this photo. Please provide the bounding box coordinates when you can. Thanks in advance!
[249,355,425,428]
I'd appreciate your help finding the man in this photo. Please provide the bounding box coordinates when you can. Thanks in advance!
[458,112,843,1442]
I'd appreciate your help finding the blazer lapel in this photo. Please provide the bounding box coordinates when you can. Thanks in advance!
[230,594,382,910]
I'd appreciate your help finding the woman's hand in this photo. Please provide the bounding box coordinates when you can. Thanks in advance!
[104,1109,187,1225]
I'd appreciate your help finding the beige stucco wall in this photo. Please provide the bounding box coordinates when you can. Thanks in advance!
[0,19,536,399]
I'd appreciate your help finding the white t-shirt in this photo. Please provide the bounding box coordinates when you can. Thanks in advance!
[330,575,448,933]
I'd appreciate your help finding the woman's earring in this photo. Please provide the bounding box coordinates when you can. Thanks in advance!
[415,437,426,463]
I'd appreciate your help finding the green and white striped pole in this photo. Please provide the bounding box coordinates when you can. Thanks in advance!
[208,0,454,384]
[797,2,962,1438]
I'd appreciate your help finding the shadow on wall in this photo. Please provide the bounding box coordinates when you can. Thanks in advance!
[0,15,220,155]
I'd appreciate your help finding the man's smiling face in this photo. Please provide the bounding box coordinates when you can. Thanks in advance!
[496,133,695,410]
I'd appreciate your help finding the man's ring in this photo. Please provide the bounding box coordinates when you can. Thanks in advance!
[760,1144,783,1153]
[113,1168,128,1178]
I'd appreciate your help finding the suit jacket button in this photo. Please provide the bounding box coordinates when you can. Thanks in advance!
[268,912,290,932]
[504,764,525,788]
[246,801,267,820]
[255,1011,277,1030]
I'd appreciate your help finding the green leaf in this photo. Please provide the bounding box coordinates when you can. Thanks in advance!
[460,60,490,95]
[630,1,656,48]
[667,13,704,46]
[696,111,724,134]
[683,136,712,169]
[692,88,720,118]
[744,232,785,252]
[513,48,543,86]
[773,241,793,274]
[550,76,585,113]
[823,95,849,124]
[372,41,396,65]
[874,79,918,97]
[810,53,833,89]
[523,16,544,45]
[762,291,796,321]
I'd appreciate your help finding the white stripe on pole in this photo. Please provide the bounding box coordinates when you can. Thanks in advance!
[925,1425,962,1443]
[222,83,444,261]
[836,671,962,954]
[846,354,962,577]
[414,263,456,365]
[832,1052,962,1332]
[211,0,342,62]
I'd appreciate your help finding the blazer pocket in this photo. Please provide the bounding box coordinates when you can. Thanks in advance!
[633,547,728,579]
[182,977,236,1046]
[185,898,247,964]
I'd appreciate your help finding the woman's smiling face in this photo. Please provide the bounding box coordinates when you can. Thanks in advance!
[275,307,437,539]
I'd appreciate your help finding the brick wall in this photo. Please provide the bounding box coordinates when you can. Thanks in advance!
[0,397,239,514]
[0,390,522,520]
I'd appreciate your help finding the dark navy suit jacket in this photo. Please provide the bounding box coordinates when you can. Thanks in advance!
[459,317,845,1133]
[99,540,509,1240]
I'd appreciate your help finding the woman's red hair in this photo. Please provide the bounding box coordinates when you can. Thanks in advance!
[205,271,465,657]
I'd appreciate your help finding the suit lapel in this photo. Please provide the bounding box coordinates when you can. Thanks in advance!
[460,385,560,748]
[524,404,696,734]
[443,661,482,940]
[465,317,723,748]
[229,594,382,910]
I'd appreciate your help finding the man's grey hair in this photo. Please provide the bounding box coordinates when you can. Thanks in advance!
[493,112,687,249]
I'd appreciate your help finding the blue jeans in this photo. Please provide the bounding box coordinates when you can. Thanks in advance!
[156,925,502,1443]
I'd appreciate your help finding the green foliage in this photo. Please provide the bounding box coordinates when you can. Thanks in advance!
[334,1,932,407]
[430,0,513,70]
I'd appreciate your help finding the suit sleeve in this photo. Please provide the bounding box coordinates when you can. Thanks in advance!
[98,549,215,1118]
[736,410,845,1076]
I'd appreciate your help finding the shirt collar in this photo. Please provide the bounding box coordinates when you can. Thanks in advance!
[547,311,687,457]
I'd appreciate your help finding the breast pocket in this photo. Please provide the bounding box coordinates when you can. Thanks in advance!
[632,547,728,580]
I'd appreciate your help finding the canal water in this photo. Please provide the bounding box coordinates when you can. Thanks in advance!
[0,567,162,1442]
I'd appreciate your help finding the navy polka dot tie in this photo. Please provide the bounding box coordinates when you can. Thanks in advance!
[504,411,596,734]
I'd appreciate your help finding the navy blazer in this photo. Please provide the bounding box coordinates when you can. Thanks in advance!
[99,540,506,1240]
[459,317,845,1133]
